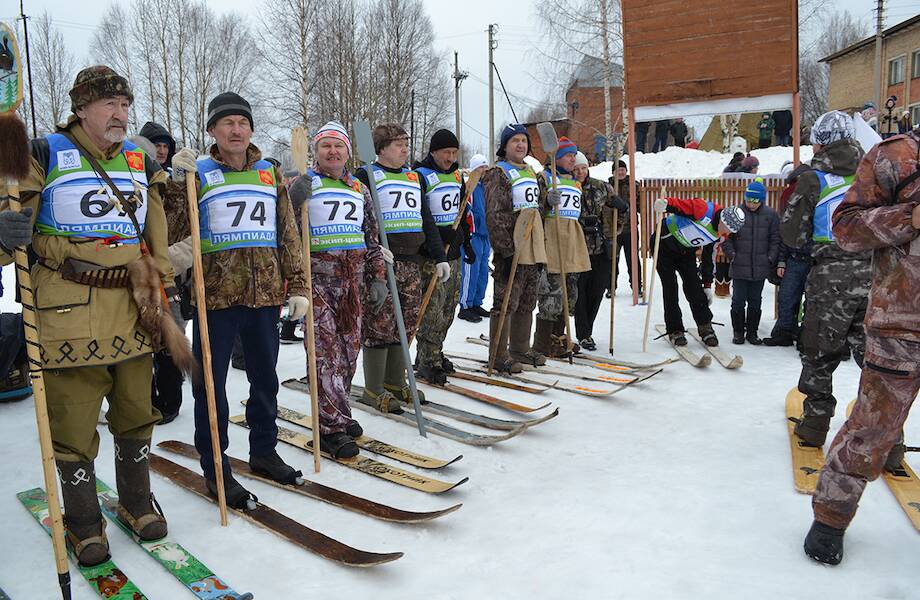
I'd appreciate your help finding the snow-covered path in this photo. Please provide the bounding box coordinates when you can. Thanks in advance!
[1,146,913,599]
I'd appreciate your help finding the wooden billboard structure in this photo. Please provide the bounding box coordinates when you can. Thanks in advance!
[621,0,800,305]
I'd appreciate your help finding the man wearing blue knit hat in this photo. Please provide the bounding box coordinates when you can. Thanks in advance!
[720,177,780,344]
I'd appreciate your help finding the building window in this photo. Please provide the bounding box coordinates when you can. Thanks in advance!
[913,49,920,79]
[911,104,920,129]
[889,55,905,85]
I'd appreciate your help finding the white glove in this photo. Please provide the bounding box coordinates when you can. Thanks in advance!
[704,287,713,305]
[171,148,198,182]
[287,295,309,320]
[436,261,451,283]
[654,198,669,213]
[380,246,394,265]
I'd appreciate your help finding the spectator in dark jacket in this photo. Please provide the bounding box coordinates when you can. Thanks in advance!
[739,154,759,174]
[757,113,775,149]
[653,119,670,152]
[607,160,642,297]
[635,121,650,153]
[669,118,688,148]
[724,151,745,173]
[722,177,780,344]
[764,162,813,346]
[773,110,793,146]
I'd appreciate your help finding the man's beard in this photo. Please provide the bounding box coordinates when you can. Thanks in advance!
[104,126,126,144]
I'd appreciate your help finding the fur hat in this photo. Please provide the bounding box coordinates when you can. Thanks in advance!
[69,65,133,113]
[373,123,409,153]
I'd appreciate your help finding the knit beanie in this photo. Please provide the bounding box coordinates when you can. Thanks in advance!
[810,110,855,145]
[429,129,459,153]
[497,123,531,158]
[555,137,577,160]
[469,153,488,171]
[574,151,589,168]
[741,154,759,171]
[720,205,746,233]
[69,65,133,113]
[206,92,253,131]
[745,177,766,202]
[617,159,627,171]
[313,120,351,156]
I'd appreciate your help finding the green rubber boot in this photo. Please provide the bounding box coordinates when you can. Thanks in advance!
[383,344,426,404]
[360,346,401,413]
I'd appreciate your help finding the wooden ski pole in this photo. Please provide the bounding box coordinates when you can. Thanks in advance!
[185,173,229,525]
[642,186,666,352]
[0,23,71,598]
[608,207,618,355]
[488,210,538,376]
[291,126,321,473]
[410,167,483,346]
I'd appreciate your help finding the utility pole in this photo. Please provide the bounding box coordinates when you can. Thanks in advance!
[488,24,497,162]
[873,0,884,115]
[453,51,468,166]
[19,0,37,138]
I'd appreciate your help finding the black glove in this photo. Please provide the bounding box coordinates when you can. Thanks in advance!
[463,240,476,265]
[499,254,513,275]
[581,214,600,236]
[0,207,33,252]
[368,279,389,314]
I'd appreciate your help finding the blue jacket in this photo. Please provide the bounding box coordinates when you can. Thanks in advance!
[470,181,488,239]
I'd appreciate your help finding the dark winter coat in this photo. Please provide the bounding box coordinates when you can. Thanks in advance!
[757,116,776,141]
[722,203,780,281]
[412,153,471,261]
[139,121,176,168]
[669,121,688,146]
[772,110,793,136]
[578,176,624,256]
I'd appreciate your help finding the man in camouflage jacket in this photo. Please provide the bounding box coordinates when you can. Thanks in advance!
[165,92,309,506]
[805,127,920,565]
[780,111,871,448]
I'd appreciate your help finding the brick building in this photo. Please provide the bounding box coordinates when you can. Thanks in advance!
[525,55,625,165]
[821,14,920,130]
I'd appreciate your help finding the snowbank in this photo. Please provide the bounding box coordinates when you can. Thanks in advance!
[589,145,815,181]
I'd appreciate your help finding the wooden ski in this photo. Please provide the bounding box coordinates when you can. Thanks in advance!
[157,441,462,523]
[230,416,468,493]
[654,325,711,368]
[149,454,404,566]
[688,328,743,369]
[786,388,824,494]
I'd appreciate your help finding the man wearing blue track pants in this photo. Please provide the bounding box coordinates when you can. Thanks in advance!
[458,154,491,322]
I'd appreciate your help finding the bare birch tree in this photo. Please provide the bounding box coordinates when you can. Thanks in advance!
[30,12,77,134]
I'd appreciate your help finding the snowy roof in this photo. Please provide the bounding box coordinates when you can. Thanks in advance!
[568,55,624,89]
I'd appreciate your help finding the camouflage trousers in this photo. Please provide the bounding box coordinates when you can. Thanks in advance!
[490,260,539,319]
[312,271,363,435]
[416,258,461,368]
[537,271,579,322]
[363,259,421,348]
[813,335,920,529]
[798,259,870,418]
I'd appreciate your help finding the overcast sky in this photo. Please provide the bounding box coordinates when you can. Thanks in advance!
[4,0,907,156]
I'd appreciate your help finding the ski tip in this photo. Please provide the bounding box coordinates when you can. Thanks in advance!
[236,594,255,600]
[350,551,405,567]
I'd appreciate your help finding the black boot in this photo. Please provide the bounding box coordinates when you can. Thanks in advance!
[804,520,844,565]
[746,308,763,345]
[152,351,183,424]
[472,306,491,318]
[114,438,167,541]
[279,320,303,344]
[320,432,359,459]
[698,323,719,347]
[793,415,831,447]
[250,450,303,485]
[440,354,456,374]
[457,307,482,323]
[731,309,746,345]
[668,331,688,346]
[345,420,364,439]
[206,472,258,510]
[884,431,906,473]
[416,362,447,385]
[764,329,795,347]
[58,460,110,567]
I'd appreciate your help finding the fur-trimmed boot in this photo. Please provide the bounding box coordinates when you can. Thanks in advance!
[114,438,167,541]
[58,459,109,566]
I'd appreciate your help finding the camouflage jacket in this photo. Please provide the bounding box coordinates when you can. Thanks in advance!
[164,143,307,310]
[0,118,174,368]
[483,163,547,265]
[578,176,617,256]
[780,139,871,266]
[606,175,635,237]
[833,130,920,341]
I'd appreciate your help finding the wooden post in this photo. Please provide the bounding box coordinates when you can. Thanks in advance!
[608,207,618,354]
[792,91,801,167]
[627,107,640,306]
[186,175,229,525]
[642,185,666,352]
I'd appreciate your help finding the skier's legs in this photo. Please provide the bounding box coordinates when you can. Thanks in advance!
[192,307,242,480]
[675,249,713,326]
[656,245,684,333]
[773,256,810,335]
[105,354,158,441]
[312,273,358,435]
[813,336,920,529]
[45,365,113,462]
[239,306,282,458]
[471,235,491,308]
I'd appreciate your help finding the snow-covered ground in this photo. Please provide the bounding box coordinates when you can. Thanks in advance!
[1,146,914,599]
